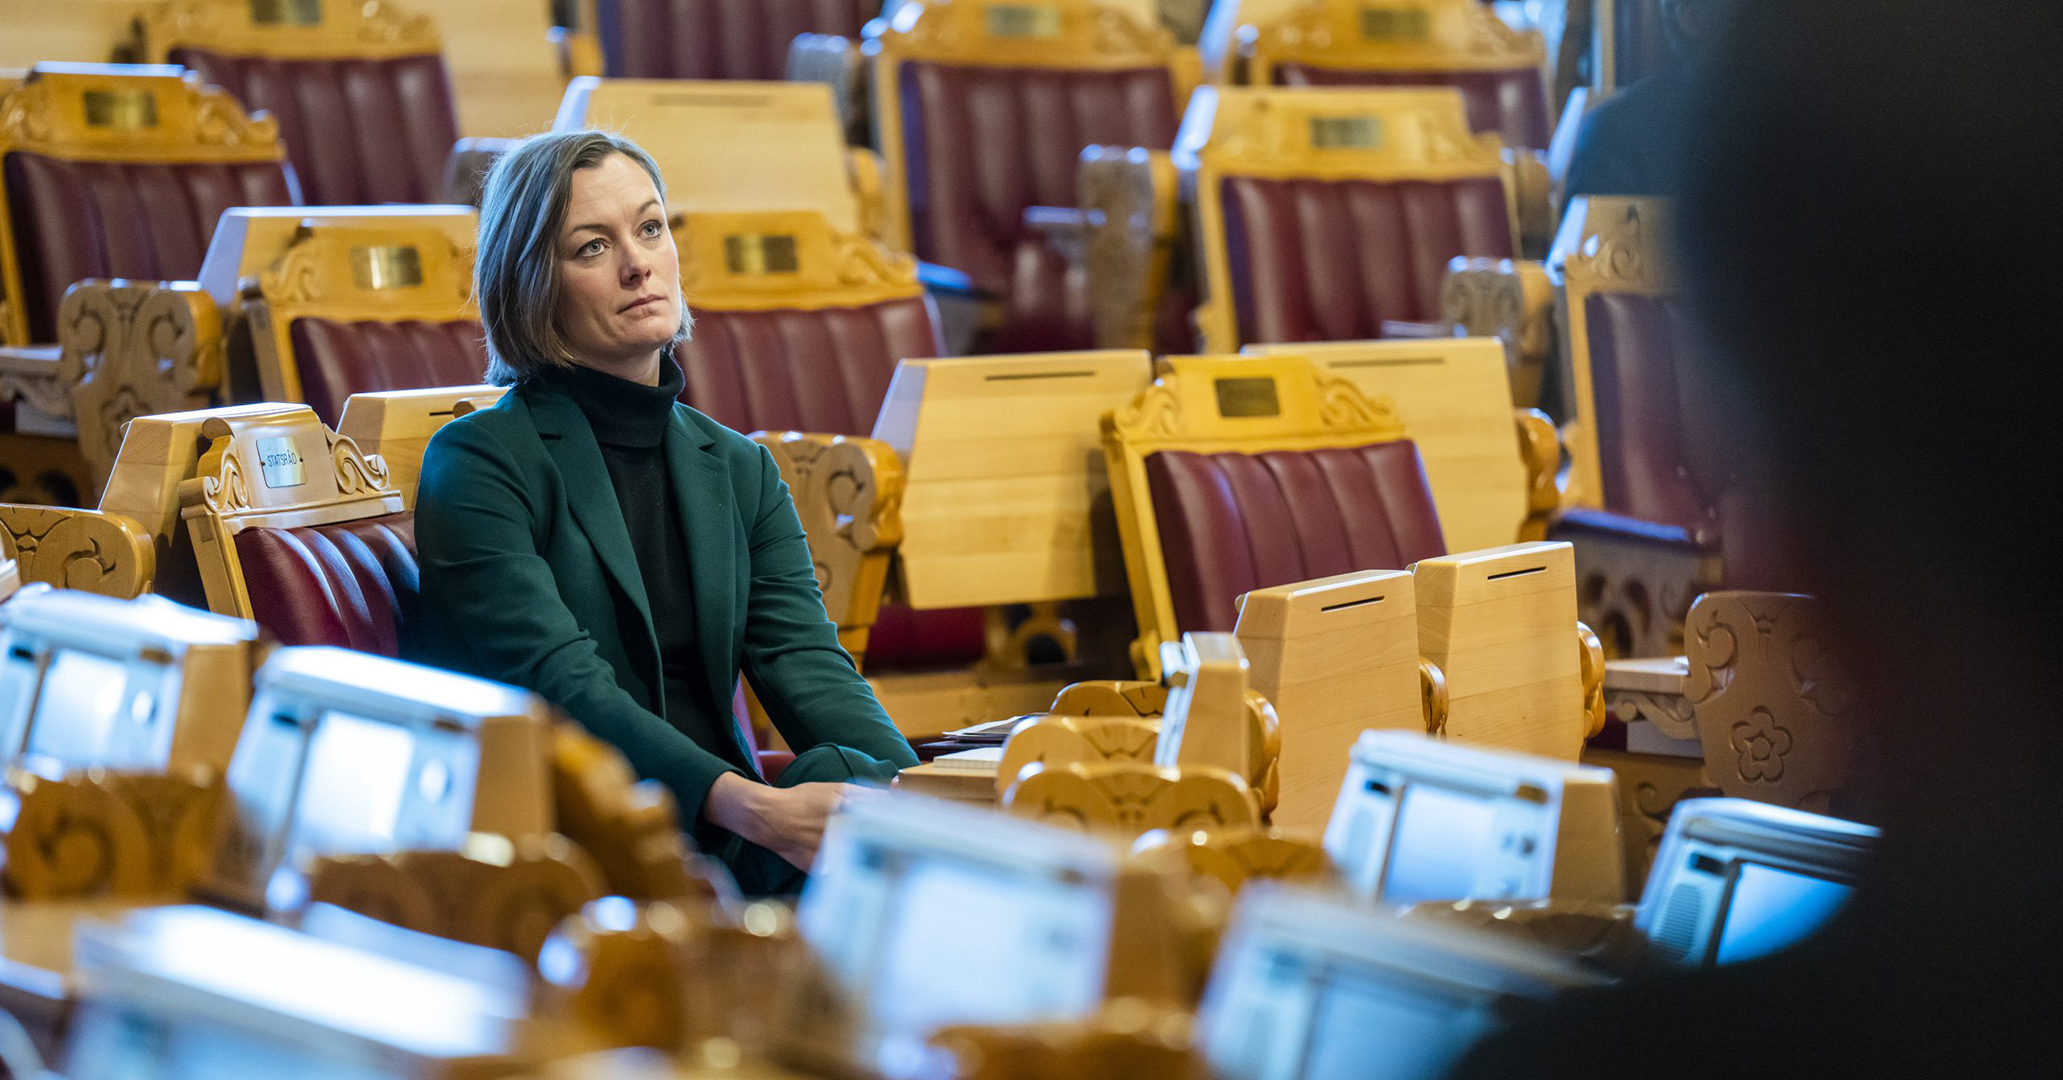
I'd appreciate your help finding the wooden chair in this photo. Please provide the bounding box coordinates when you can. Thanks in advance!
[1129,824,1332,895]
[0,64,296,501]
[1003,760,1261,838]
[1102,352,1444,676]
[134,0,465,205]
[868,0,1191,352]
[577,0,882,81]
[336,384,505,508]
[411,0,567,140]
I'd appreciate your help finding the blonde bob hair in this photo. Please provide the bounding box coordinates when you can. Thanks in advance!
[474,130,692,385]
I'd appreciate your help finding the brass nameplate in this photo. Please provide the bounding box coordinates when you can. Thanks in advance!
[1360,6,1433,41]
[1311,116,1384,150]
[83,91,159,130]
[723,234,801,276]
[255,437,307,489]
[350,246,425,291]
[987,4,1062,39]
[251,0,325,26]
[1214,377,1281,418]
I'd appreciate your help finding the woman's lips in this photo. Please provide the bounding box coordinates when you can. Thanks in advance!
[620,294,664,314]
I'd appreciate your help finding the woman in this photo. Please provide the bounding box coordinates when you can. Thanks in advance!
[407,130,916,896]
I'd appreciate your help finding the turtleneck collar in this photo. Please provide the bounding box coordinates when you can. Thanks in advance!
[540,352,686,449]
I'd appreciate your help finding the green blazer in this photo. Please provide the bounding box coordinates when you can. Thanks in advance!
[405,376,917,826]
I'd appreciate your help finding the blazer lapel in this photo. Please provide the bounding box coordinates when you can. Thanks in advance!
[529,385,653,629]
[664,410,755,762]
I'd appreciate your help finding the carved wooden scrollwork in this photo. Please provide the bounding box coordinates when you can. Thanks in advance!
[1419,657,1449,736]
[60,282,223,484]
[752,432,904,650]
[328,431,393,496]
[0,504,155,597]
[1514,408,1560,541]
[0,349,70,418]
[1004,761,1260,837]
[0,68,282,156]
[1565,200,1669,292]
[301,837,607,965]
[0,766,222,900]
[552,722,730,905]
[140,0,439,59]
[1577,621,1607,739]
[1130,825,1330,896]
[1683,591,1853,812]
[1563,522,1717,659]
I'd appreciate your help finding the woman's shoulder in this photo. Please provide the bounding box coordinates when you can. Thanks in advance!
[421,386,542,469]
[671,402,773,463]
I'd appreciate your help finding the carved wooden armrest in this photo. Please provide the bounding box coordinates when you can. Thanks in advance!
[1129,825,1331,897]
[1441,257,1556,409]
[444,137,516,206]
[1419,658,1449,736]
[1080,145,1180,350]
[0,503,155,597]
[846,147,892,245]
[1549,509,1723,658]
[1503,148,1555,259]
[791,34,868,144]
[1051,679,1170,717]
[58,280,224,485]
[1001,761,1259,838]
[930,1002,1203,1080]
[552,722,734,905]
[996,714,1162,799]
[751,431,905,664]
[1515,407,1563,540]
[0,343,69,434]
[1683,591,1853,811]
[0,765,223,900]
[1577,621,1607,739]
[300,835,606,965]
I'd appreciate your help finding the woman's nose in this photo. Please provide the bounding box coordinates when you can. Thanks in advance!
[620,245,651,285]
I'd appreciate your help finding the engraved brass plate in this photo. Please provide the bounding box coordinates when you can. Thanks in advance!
[988,3,1062,38]
[1311,116,1384,150]
[350,246,425,291]
[83,91,159,130]
[1214,377,1281,418]
[255,437,307,489]
[251,0,324,26]
[723,234,801,276]
[1360,6,1433,41]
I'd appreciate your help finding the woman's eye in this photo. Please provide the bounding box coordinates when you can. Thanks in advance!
[640,220,663,238]
[576,239,603,258]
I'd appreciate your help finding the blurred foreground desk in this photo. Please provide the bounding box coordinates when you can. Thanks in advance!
[0,899,135,1063]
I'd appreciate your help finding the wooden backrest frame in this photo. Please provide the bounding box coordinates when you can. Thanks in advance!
[1180,85,1515,353]
[1551,195,1669,510]
[336,384,505,508]
[0,64,286,345]
[1102,351,1409,677]
[136,0,443,62]
[677,208,922,313]
[1244,0,1547,82]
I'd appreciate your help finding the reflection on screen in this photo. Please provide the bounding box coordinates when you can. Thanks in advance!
[870,859,1110,1036]
[1302,969,1493,1080]
[291,713,416,856]
[25,650,132,766]
[1714,863,1852,964]
[1383,784,1498,904]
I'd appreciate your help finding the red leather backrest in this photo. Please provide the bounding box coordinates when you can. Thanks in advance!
[235,512,418,656]
[1144,441,1446,635]
[677,296,941,435]
[597,0,878,80]
[1219,174,1512,345]
[898,61,1178,292]
[3,151,296,342]
[287,317,488,427]
[1273,65,1552,151]
[1584,291,1708,530]
[170,48,460,205]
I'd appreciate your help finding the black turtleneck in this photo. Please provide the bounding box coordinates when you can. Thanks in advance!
[539,356,746,785]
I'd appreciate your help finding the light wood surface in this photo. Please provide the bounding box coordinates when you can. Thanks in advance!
[751,431,905,663]
[196,206,479,309]
[874,351,1155,609]
[1152,632,1265,795]
[412,0,564,138]
[136,0,440,61]
[997,714,1162,798]
[0,503,155,597]
[557,78,861,233]
[677,208,919,313]
[336,385,505,508]
[1003,760,1260,837]
[1130,824,1331,895]
[301,837,606,965]
[1102,352,1410,677]
[1240,0,1548,83]
[1413,540,1584,760]
[0,1,134,68]
[1234,568,1420,832]
[1245,337,1529,551]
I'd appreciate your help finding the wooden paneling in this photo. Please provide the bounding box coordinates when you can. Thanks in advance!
[1414,540,1583,760]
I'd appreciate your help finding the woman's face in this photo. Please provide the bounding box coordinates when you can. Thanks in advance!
[554,153,682,378]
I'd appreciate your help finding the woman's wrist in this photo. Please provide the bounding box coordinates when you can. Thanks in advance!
[704,770,770,844]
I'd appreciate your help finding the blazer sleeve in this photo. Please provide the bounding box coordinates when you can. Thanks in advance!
[737,442,919,773]
[413,419,746,822]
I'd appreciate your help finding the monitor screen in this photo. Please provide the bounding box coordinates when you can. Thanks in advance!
[1301,969,1499,1080]
[1383,783,1500,904]
[868,856,1112,1037]
[1713,862,1853,965]
[24,650,135,767]
[290,712,418,856]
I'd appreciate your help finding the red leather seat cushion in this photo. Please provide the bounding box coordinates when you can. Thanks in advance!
[2,151,296,342]
[1274,65,1552,151]
[288,317,488,426]
[897,60,1177,348]
[1145,440,1446,635]
[171,48,460,205]
[235,513,418,656]
[866,604,989,668]
[596,0,878,80]
[1584,291,1708,530]
[677,297,941,436]
[1219,174,1513,346]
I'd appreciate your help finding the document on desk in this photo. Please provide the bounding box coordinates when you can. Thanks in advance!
[927,747,1004,773]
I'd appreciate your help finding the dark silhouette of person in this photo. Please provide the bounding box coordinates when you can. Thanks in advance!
[1564,0,1734,197]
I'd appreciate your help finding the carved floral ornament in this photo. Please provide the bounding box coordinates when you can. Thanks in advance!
[0,72,281,156]
[191,427,396,518]
[1570,200,1669,291]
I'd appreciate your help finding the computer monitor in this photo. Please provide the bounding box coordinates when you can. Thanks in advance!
[794,795,1125,1072]
[1635,797,1878,966]
[1199,884,1604,1080]
[205,646,557,912]
[1324,731,1625,906]
[0,589,257,779]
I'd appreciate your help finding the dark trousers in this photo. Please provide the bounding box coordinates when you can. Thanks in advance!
[718,743,900,897]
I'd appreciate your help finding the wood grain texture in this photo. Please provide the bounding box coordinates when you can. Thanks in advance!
[412,0,565,138]
[1413,540,1584,760]
[337,385,506,508]
[874,351,1154,608]
[1002,760,1259,839]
